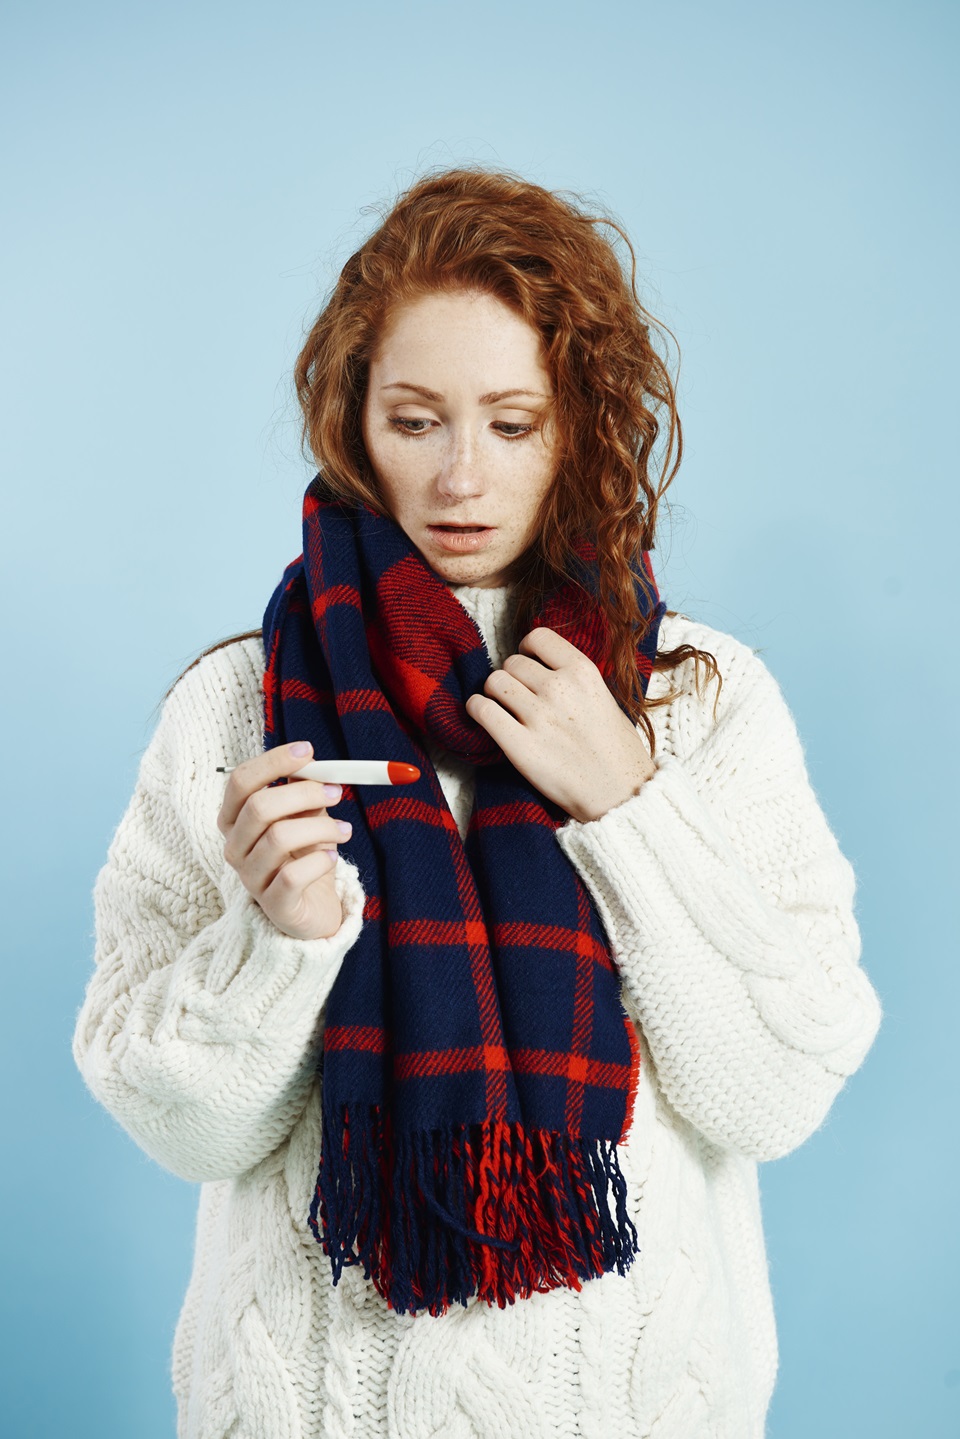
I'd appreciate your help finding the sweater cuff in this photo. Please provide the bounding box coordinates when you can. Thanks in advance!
[554,749,792,967]
[557,749,691,858]
[198,855,367,1017]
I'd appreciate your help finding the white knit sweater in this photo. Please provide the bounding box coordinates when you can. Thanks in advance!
[72,583,882,1439]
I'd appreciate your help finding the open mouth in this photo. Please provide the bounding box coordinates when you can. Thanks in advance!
[426,523,497,551]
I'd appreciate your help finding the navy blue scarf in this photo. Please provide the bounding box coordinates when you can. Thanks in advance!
[262,477,665,1316]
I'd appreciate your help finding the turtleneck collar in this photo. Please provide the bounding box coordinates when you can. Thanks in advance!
[447,582,520,671]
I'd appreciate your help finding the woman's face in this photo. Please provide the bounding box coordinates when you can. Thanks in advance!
[361,288,558,589]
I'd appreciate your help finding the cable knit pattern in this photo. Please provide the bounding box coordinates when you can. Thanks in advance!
[72,582,882,1439]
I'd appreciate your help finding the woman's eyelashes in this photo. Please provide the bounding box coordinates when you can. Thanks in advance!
[386,416,536,441]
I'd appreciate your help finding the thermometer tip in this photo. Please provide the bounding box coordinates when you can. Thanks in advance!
[387,762,421,785]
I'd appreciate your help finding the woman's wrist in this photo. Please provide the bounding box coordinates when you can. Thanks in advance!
[566,754,656,825]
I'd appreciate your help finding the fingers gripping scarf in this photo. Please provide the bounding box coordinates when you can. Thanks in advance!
[261,477,666,1317]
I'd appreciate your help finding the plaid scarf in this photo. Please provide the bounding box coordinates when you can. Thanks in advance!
[261,475,666,1317]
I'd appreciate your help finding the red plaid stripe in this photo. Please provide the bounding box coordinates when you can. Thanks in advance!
[388,919,490,947]
[443,780,507,1117]
[310,583,362,624]
[325,1026,385,1054]
[389,1043,632,1090]
[337,688,394,716]
[472,801,559,832]
[383,917,614,975]
[492,921,615,972]
[280,677,330,706]
[565,887,596,1131]
[367,796,461,831]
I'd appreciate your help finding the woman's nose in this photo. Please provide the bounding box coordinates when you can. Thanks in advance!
[436,432,485,498]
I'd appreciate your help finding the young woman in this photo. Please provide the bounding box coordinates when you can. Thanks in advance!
[73,167,882,1439]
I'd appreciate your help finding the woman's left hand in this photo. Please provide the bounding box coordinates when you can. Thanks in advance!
[464,627,656,824]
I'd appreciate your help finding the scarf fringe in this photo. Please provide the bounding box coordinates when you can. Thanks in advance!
[309,1104,640,1317]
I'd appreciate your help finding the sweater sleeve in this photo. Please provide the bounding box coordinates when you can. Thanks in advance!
[555,642,883,1162]
[72,673,367,1184]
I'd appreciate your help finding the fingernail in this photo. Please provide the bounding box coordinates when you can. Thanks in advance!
[290,741,312,757]
[335,820,352,836]
[323,784,343,802]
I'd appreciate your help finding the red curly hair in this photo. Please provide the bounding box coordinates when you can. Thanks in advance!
[167,166,720,748]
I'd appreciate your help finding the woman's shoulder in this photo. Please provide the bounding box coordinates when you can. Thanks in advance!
[655,609,774,698]
[159,632,267,760]
[166,632,266,709]
[652,610,797,762]
[107,636,270,891]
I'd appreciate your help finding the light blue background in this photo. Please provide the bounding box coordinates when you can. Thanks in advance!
[2,1,956,1434]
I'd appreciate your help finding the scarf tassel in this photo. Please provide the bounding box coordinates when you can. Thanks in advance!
[308,1103,640,1318]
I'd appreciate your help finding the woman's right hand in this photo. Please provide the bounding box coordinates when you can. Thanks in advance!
[217,741,351,941]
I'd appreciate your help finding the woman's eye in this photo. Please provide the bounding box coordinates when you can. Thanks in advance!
[387,417,535,440]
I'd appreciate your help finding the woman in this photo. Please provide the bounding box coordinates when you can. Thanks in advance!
[73,167,882,1438]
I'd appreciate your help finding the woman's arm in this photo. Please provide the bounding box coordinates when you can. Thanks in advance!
[72,656,366,1183]
[556,638,883,1162]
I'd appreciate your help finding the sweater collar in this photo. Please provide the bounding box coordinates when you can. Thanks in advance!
[447,582,520,671]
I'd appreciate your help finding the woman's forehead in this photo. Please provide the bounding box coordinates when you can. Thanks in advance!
[370,289,552,383]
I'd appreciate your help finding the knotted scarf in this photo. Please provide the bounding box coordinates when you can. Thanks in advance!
[261,475,666,1317]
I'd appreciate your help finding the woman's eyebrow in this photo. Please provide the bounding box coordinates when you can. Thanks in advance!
[380,383,548,404]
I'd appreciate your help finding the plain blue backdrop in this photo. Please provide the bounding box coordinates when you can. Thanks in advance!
[2,1,957,1434]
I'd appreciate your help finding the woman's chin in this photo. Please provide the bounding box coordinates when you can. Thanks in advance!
[415,546,510,589]
[430,559,511,589]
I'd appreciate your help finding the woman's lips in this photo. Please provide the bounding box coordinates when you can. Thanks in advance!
[426,524,497,553]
